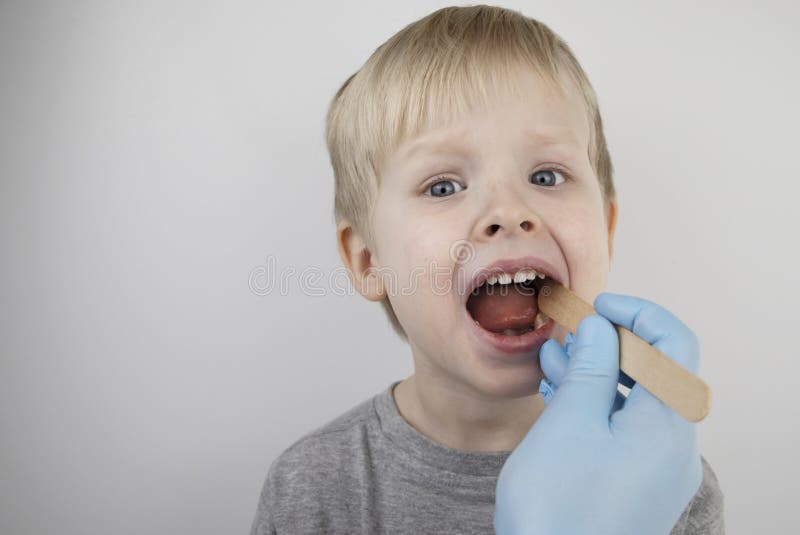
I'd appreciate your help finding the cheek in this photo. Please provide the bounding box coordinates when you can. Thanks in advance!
[550,203,592,251]
[556,205,611,295]
[566,219,608,262]
[399,221,454,268]
[389,233,460,325]
[372,226,452,306]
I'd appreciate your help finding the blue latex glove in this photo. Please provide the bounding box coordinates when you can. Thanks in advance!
[495,293,703,535]
[538,332,634,412]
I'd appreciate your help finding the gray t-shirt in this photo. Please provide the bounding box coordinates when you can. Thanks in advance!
[250,381,725,534]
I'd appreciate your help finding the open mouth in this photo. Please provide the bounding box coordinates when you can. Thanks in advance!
[465,268,551,337]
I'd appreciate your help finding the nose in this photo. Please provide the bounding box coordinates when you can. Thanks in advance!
[471,187,541,242]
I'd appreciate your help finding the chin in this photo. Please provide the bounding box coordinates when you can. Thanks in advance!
[468,365,544,400]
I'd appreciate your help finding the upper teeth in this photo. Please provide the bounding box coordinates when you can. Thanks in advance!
[486,269,544,285]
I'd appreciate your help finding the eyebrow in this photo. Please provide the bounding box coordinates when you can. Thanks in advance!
[402,133,470,160]
[402,128,581,160]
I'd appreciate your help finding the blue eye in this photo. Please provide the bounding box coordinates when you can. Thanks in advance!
[426,179,465,197]
[529,169,565,187]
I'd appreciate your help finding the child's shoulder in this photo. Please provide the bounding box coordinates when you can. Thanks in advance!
[251,390,385,533]
[290,394,375,447]
[265,389,383,481]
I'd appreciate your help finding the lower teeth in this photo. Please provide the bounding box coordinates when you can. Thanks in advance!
[500,327,534,336]
[533,311,550,330]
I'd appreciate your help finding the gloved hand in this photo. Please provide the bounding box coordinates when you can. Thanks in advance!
[495,293,703,535]
[537,334,634,412]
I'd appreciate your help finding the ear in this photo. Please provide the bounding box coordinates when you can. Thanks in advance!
[337,220,386,302]
[606,198,618,261]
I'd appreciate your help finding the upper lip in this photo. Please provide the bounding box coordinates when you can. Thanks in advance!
[462,256,566,302]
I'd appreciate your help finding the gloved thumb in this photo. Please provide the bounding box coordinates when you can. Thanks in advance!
[546,314,620,427]
[538,335,570,406]
[539,333,574,389]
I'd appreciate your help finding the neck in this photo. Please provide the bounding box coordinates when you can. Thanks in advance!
[392,372,545,452]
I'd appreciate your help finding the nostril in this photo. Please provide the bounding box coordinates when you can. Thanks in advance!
[520,220,532,231]
[486,224,501,236]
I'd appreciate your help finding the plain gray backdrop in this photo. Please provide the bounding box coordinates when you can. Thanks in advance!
[1,1,798,533]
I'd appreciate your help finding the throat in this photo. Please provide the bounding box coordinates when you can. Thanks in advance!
[392,376,546,452]
[466,281,539,333]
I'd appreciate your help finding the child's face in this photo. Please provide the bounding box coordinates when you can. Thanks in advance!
[363,69,616,398]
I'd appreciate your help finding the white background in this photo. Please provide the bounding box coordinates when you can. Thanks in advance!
[1,1,798,533]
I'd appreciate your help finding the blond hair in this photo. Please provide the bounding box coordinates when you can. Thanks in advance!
[325,5,615,339]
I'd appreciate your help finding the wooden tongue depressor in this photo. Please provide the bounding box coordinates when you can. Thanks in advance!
[536,278,712,422]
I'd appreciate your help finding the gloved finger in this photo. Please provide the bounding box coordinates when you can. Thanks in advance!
[593,293,700,374]
[612,380,694,437]
[539,377,628,423]
[539,337,569,387]
[595,293,700,428]
[541,334,626,395]
[547,314,619,429]
[538,333,578,406]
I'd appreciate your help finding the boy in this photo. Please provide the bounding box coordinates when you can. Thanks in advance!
[250,5,724,533]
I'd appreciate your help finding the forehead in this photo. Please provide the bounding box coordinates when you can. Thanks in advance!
[393,69,589,161]
[400,125,583,162]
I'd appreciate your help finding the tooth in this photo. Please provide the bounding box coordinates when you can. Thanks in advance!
[513,271,526,283]
[534,311,550,329]
[500,327,534,336]
[498,273,512,284]
[524,270,537,282]
[487,275,498,285]
[536,272,545,279]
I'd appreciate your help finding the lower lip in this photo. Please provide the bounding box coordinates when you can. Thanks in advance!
[464,308,556,356]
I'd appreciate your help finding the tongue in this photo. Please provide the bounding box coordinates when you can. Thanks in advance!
[466,283,538,332]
